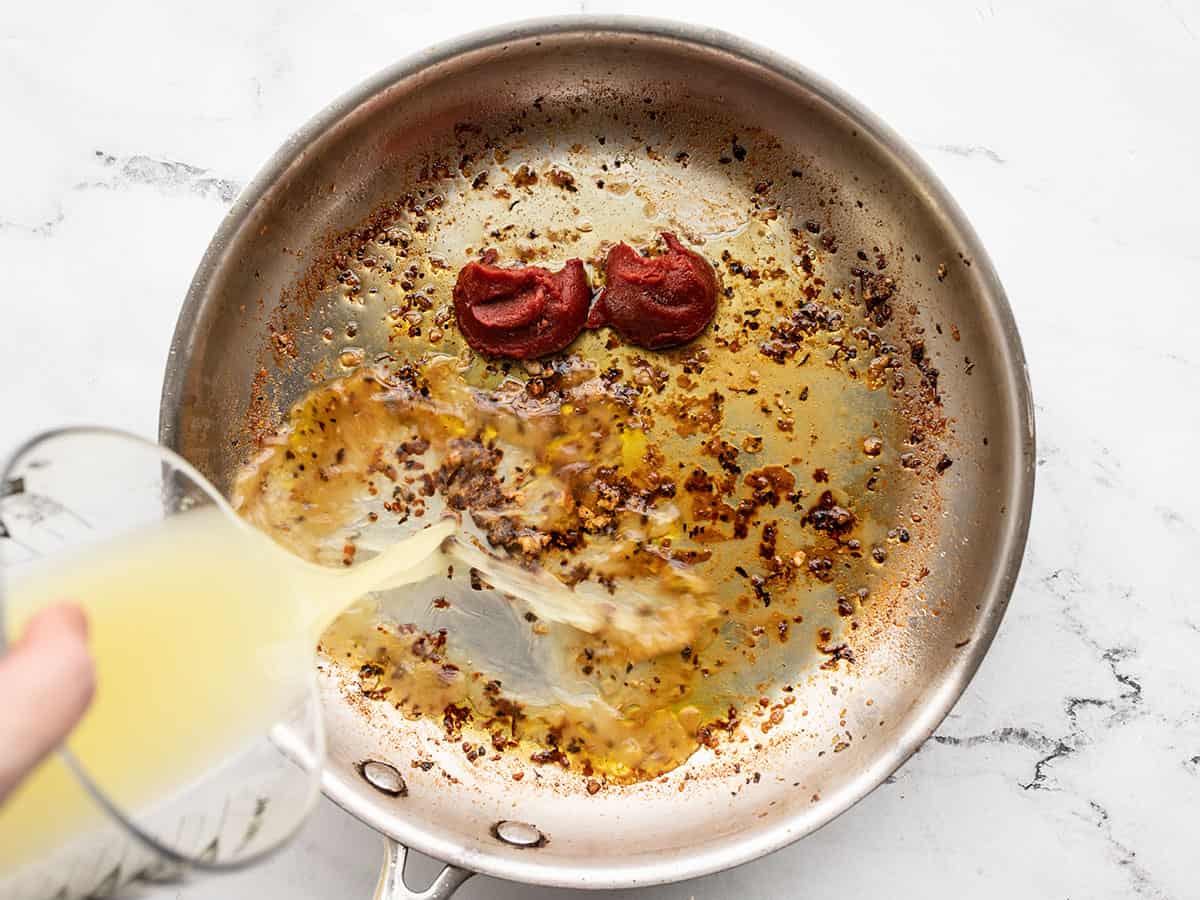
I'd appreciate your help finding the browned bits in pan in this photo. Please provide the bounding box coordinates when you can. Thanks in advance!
[235,92,951,786]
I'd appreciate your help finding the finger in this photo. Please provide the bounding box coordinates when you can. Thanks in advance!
[0,603,95,803]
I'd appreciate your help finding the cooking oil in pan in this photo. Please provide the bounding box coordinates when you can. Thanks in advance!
[234,109,945,784]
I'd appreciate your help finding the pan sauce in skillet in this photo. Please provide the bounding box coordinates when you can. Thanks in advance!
[230,103,948,785]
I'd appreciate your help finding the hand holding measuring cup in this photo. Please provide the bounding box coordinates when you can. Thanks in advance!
[0,429,334,899]
[0,428,454,900]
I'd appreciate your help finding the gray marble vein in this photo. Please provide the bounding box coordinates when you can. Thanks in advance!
[933,143,1007,164]
[85,152,242,204]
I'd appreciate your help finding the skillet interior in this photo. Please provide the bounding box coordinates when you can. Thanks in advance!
[161,19,1034,889]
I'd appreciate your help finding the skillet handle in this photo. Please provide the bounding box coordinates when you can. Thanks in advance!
[373,838,473,900]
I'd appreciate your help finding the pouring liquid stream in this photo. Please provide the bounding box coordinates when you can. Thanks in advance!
[0,493,700,875]
[0,506,453,873]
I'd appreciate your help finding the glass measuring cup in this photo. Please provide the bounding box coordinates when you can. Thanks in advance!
[0,428,326,900]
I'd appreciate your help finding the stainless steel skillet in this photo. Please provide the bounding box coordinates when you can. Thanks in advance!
[160,17,1035,898]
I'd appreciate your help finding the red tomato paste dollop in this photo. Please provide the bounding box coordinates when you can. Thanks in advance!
[587,233,718,349]
[452,250,591,359]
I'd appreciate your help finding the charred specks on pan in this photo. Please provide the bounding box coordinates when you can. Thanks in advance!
[715,134,748,166]
[443,702,473,739]
[546,168,578,192]
[530,746,570,768]
[818,638,855,671]
[907,339,942,400]
[511,165,538,188]
[236,93,954,789]
[805,491,856,536]
[758,302,842,364]
[854,268,896,328]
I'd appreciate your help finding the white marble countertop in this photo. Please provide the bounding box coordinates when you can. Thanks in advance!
[2,1,1198,897]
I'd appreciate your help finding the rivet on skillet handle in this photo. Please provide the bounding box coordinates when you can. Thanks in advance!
[373,838,472,900]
